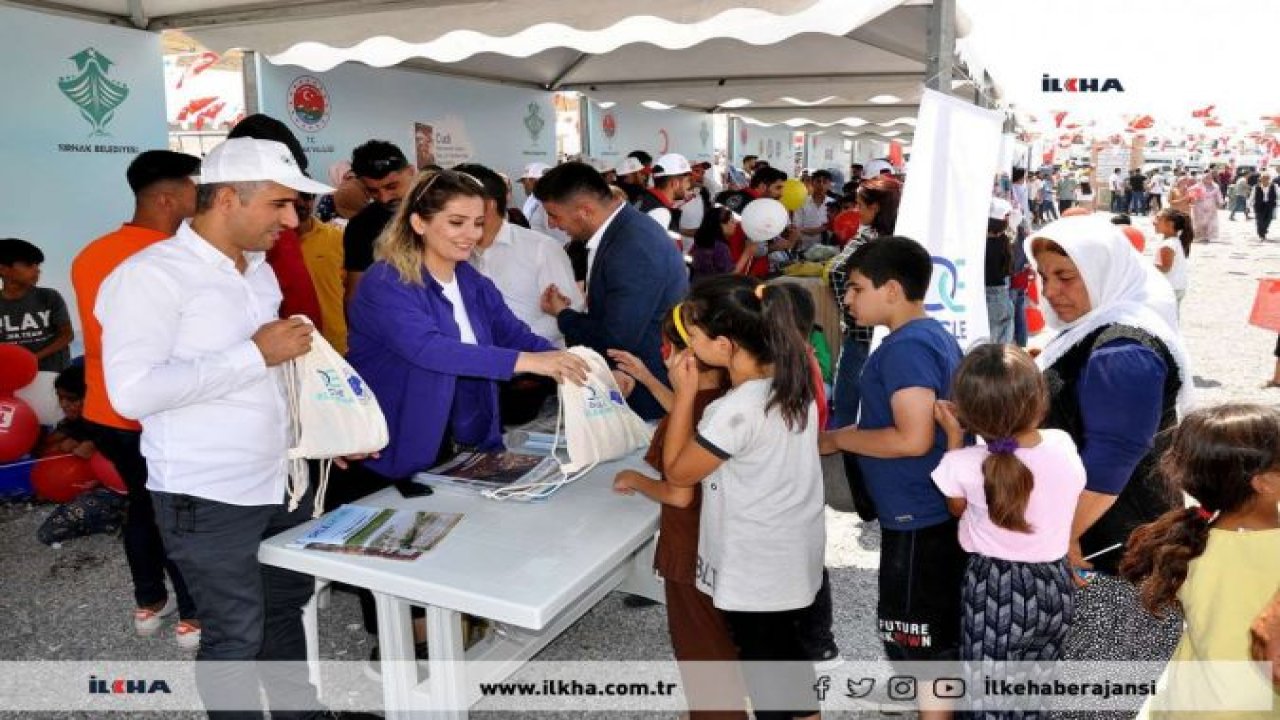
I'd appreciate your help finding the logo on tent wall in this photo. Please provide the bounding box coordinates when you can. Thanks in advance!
[739,124,749,146]
[524,103,546,141]
[58,48,130,137]
[602,112,617,139]
[658,129,670,154]
[700,121,710,148]
[287,76,330,133]
[926,255,967,314]
[1041,75,1125,93]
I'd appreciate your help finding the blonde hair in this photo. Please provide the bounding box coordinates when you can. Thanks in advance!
[375,169,486,285]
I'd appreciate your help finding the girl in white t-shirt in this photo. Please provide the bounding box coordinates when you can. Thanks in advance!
[1154,208,1193,313]
[932,344,1086,667]
[664,274,825,720]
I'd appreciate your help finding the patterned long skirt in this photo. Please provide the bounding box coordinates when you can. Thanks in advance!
[961,553,1074,662]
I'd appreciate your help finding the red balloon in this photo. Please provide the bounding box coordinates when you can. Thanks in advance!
[832,210,861,243]
[0,345,38,394]
[31,455,98,503]
[0,396,40,462]
[90,452,127,494]
[1121,225,1146,252]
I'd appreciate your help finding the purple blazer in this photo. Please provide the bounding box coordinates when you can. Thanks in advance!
[347,260,553,479]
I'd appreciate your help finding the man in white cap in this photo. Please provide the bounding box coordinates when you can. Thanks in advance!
[637,152,692,234]
[97,138,372,719]
[520,162,568,244]
[613,156,646,205]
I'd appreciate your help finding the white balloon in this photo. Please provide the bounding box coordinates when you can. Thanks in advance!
[740,198,789,243]
[15,371,61,426]
[677,197,704,231]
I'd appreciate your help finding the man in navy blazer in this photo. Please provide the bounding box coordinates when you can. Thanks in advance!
[537,162,688,419]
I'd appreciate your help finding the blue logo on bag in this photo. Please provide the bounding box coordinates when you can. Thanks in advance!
[347,375,365,398]
[314,369,353,404]
[583,386,613,418]
[609,390,625,406]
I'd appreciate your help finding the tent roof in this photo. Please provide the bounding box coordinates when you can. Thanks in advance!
[8,0,980,135]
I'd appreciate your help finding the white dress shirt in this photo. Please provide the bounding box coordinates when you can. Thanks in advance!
[586,201,627,280]
[96,221,289,506]
[470,221,584,346]
[792,195,828,250]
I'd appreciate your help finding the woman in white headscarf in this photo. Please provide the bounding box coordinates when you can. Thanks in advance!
[1028,216,1192,575]
[1026,217,1192,698]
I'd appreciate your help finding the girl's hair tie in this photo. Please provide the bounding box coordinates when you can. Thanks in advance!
[987,437,1019,455]
[1193,506,1215,523]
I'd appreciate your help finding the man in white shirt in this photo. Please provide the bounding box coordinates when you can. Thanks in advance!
[459,163,583,346]
[96,138,369,720]
[519,161,569,244]
[793,169,833,250]
[1109,168,1126,213]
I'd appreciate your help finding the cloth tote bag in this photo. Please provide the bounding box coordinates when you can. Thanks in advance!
[486,347,651,501]
[283,319,389,516]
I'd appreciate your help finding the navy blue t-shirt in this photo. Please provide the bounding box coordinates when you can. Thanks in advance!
[856,317,963,531]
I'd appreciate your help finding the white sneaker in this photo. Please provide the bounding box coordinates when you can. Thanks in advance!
[133,594,177,636]
[175,620,202,650]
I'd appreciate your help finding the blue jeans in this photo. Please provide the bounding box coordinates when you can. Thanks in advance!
[1128,191,1146,214]
[986,283,1015,344]
[833,335,871,427]
[1010,287,1028,347]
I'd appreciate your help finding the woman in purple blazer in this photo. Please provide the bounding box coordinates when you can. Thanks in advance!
[347,170,587,480]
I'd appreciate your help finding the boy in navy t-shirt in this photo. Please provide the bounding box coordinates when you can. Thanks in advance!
[818,236,966,679]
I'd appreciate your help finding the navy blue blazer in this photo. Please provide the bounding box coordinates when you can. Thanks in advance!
[557,203,689,419]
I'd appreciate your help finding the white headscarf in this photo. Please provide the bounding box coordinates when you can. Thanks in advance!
[1025,216,1193,416]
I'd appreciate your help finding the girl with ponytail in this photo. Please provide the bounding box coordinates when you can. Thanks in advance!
[1119,404,1280,715]
[663,275,825,720]
[932,343,1087,663]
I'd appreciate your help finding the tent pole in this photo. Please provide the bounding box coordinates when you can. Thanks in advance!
[242,50,261,115]
[925,0,956,94]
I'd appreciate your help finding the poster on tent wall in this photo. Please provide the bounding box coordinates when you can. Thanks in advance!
[808,132,853,179]
[733,119,794,173]
[0,6,167,342]
[894,89,1003,349]
[257,60,555,183]
[584,101,712,166]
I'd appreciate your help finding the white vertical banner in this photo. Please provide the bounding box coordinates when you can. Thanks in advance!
[894,89,1003,349]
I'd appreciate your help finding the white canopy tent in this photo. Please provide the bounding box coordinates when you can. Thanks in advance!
[4,0,990,143]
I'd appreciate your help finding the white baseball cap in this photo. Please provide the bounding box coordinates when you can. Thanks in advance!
[521,162,550,180]
[862,159,894,179]
[614,157,644,176]
[653,153,692,177]
[197,138,333,194]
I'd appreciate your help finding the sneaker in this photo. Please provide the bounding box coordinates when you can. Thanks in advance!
[363,641,429,683]
[175,620,202,650]
[133,594,177,636]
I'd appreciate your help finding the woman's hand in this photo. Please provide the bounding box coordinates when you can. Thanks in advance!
[667,350,699,397]
[607,349,656,387]
[515,350,590,384]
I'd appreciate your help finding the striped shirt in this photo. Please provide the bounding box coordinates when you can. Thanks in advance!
[827,226,879,342]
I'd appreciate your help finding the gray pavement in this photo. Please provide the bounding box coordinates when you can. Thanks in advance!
[0,207,1272,718]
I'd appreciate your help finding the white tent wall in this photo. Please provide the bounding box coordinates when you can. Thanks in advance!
[582,99,714,167]
[254,58,557,185]
[732,118,797,173]
[806,132,854,178]
[0,5,168,346]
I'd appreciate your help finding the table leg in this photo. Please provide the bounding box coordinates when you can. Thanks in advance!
[373,592,419,719]
[426,604,468,719]
[615,533,664,603]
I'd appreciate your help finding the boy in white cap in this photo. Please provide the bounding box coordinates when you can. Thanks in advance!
[97,138,373,719]
[613,156,647,205]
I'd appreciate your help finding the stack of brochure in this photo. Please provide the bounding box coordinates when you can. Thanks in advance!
[288,505,462,560]
[414,451,561,496]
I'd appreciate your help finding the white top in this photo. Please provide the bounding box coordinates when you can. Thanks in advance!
[525,196,570,245]
[96,221,288,506]
[470,221,584,346]
[1110,172,1126,192]
[437,274,478,344]
[585,201,626,279]
[792,195,828,250]
[1147,176,1165,194]
[1156,234,1189,292]
[694,379,825,611]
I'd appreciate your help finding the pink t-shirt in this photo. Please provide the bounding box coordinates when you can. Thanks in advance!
[931,429,1086,563]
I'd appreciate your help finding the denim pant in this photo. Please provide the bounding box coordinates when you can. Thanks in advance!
[1128,190,1146,214]
[832,335,871,428]
[985,283,1015,344]
[1010,287,1029,347]
[1230,195,1250,219]
[153,488,321,719]
[87,422,196,618]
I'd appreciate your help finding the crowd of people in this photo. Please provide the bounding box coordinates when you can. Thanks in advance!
[1,110,1279,720]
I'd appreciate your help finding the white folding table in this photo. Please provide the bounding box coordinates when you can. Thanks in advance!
[258,453,662,718]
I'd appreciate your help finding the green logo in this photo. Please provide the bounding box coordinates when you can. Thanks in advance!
[524,102,546,141]
[58,48,130,137]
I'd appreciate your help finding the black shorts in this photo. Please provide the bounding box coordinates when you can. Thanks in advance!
[878,518,966,662]
[721,606,819,720]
